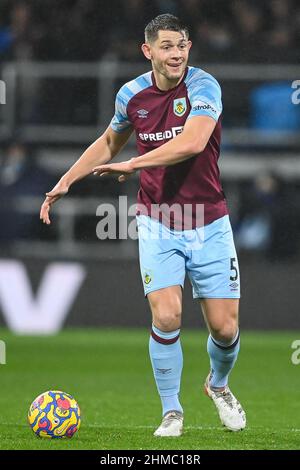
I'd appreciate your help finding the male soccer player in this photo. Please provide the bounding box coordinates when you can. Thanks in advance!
[40,14,246,437]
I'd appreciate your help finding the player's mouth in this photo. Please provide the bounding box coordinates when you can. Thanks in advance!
[166,63,184,75]
[167,63,183,69]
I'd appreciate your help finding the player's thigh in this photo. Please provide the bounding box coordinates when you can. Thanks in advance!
[148,285,183,331]
[200,298,239,342]
[137,215,186,296]
[187,215,240,299]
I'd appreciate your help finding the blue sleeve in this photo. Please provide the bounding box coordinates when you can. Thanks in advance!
[185,68,222,122]
[110,87,132,133]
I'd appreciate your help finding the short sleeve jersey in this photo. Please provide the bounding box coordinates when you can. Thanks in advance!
[110,66,228,228]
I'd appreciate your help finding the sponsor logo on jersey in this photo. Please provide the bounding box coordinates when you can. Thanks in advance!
[173,97,187,117]
[139,126,183,142]
[137,109,148,118]
[192,101,216,114]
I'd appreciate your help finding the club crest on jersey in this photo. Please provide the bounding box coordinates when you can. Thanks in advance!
[143,269,153,285]
[173,98,187,117]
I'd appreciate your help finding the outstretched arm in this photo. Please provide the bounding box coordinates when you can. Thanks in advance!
[92,116,216,179]
[40,125,133,224]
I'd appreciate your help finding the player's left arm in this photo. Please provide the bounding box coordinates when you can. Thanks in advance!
[93,115,216,179]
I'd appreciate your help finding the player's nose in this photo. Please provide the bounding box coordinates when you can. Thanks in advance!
[170,48,184,59]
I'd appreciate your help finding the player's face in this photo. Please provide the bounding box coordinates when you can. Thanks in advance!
[142,30,192,87]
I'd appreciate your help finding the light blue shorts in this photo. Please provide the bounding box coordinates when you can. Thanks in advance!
[137,214,240,299]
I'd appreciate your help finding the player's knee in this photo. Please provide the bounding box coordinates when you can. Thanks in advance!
[149,291,182,331]
[212,321,238,344]
[153,309,182,331]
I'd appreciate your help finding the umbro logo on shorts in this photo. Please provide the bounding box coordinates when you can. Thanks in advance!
[230,282,239,290]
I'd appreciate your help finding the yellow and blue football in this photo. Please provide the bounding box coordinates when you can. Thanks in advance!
[28,390,81,438]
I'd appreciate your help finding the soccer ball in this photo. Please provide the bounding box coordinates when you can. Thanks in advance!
[28,390,81,438]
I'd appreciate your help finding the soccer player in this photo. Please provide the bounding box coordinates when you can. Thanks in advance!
[40,14,246,437]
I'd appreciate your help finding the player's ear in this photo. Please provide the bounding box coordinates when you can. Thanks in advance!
[187,40,192,51]
[141,43,152,60]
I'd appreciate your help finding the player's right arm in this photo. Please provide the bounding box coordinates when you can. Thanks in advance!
[40,125,133,224]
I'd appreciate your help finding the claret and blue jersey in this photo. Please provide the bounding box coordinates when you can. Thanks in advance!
[110,66,228,228]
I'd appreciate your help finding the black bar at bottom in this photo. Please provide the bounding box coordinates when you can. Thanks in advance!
[0,449,298,465]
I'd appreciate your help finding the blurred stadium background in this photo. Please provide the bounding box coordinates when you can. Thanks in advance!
[0,0,300,451]
[1,0,300,332]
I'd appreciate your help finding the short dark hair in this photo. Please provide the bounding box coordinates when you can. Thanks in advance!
[144,14,189,43]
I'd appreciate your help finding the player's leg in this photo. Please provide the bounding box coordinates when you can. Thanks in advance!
[136,215,185,436]
[148,285,184,436]
[201,298,240,390]
[201,298,246,431]
[186,214,246,430]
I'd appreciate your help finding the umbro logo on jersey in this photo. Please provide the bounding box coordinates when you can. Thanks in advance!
[173,97,187,117]
[137,109,149,118]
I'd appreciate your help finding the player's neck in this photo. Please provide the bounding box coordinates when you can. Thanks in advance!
[153,70,185,91]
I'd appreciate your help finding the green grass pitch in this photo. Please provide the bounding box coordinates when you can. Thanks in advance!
[0,328,299,450]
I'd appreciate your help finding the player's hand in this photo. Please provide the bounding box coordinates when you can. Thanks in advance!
[92,159,136,183]
[40,182,69,225]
